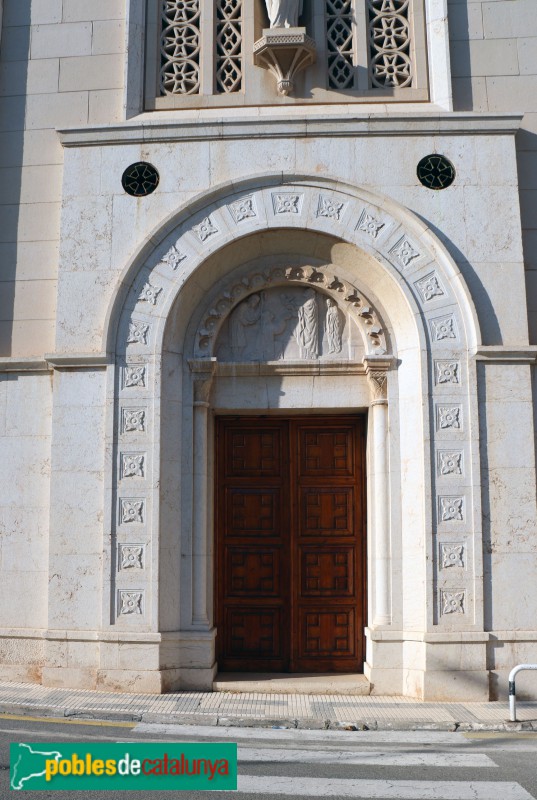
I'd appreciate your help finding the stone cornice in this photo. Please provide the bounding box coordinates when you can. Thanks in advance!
[45,353,111,369]
[0,357,49,373]
[214,360,368,377]
[0,354,114,372]
[58,113,523,148]
[366,628,537,643]
[473,345,537,364]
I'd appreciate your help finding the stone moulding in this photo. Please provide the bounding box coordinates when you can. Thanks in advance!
[0,357,50,372]
[212,360,368,376]
[57,114,523,148]
[58,115,523,147]
[104,176,488,655]
[0,353,113,373]
[472,345,537,364]
[102,173,496,364]
[44,353,111,369]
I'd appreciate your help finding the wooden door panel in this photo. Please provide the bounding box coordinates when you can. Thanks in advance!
[227,488,281,536]
[225,608,284,659]
[216,416,365,674]
[292,418,364,672]
[299,428,355,477]
[300,608,356,658]
[217,419,289,671]
[226,428,282,477]
[300,548,355,596]
[300,487,355,536]
[226,549,282,596]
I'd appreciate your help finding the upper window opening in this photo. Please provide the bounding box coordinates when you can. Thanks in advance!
[145,0,429,109]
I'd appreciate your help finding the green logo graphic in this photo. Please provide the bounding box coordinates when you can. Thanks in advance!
[10,742,237,791]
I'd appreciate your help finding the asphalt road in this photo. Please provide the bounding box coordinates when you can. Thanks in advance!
[1,714,537,799]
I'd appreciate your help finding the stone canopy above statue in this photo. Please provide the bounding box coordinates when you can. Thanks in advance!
[215,286,364,362]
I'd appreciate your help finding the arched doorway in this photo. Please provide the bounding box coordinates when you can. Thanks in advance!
[104,176,482,696]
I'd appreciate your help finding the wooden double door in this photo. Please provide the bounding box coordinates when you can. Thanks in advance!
[215,416,366,673]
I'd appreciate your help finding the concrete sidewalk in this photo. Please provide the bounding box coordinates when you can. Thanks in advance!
[0,681,536,731]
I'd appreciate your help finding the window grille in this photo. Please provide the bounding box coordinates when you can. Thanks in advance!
[367,0,412,89]
[326,0,354,90]
[160,0,201,96]
[216,0,243,93]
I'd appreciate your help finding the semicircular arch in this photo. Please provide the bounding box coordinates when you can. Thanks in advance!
[106,174,481,359]
[106,175,484,647]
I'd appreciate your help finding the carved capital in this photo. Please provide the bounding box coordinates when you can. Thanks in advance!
[367,370,388,402]
[189,358,217,407]
[363,357,393,405]
[193,376,213,405]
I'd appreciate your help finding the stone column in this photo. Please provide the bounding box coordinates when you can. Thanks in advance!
[189,360,216,629]
[364,358,392,626]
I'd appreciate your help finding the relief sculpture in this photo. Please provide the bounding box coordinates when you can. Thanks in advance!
[217,286,355,362]
[294,288,318,359]
[230,293,262,359]
[325,298,342,354]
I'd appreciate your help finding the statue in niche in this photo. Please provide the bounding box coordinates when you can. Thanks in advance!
[265,0,303,28]
[294,288,318,359]
[325,298,343,354]
[230,293,262,359]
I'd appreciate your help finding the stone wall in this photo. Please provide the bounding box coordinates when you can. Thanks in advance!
[449,0,537,342]
[2,1,536,355]
[0,0,125,357]
[448,0,537,697]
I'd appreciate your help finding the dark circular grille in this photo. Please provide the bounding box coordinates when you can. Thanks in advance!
[417,154,455,190]
[121,162,160,197]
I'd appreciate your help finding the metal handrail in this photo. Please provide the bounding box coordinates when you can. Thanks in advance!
[508,664,537,721]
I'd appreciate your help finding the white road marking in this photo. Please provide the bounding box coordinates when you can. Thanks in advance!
[237,775,534,799]
[239,746,496,767]
[134,723,469,745]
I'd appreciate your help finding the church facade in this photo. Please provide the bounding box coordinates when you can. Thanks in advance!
[1,0,536,700]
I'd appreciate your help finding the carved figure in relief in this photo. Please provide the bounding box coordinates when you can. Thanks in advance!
[265,0,303,28]
[217,286,355,361]
[294,288,318,359]
[325,298,342,354]
[261,304,291,360]
[230,294,262,359]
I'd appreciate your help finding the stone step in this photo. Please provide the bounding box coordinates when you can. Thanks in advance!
[212,673,371,695]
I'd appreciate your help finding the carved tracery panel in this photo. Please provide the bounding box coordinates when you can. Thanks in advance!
[160,0,201,95]
[216,0,243,93]
[159,0,243,96]
[367,0,413,88]
[326,0,355,90]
